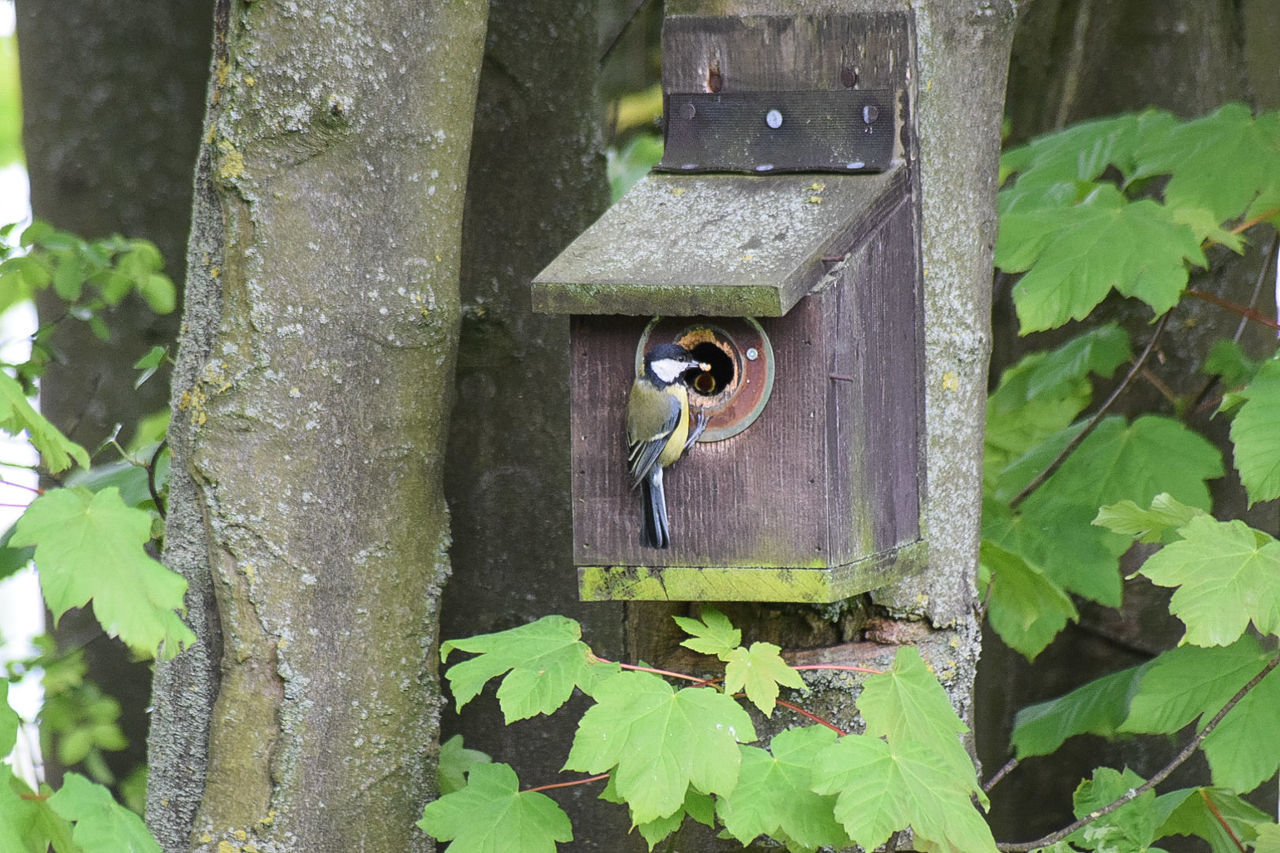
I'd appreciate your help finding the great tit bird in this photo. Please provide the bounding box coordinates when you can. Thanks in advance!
[627,343,709,548]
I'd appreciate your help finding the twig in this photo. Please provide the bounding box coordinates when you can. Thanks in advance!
[148,439,169,519]
[1233,231,1279,342]
[1010,311,1171,508]
[996,652,1280,852]
[524,773,610,794]
[1228,205,1280,238]
[598,0,652,66]
[0,477,41,495]
[590,654,717,685]
[1187,287,1280,332]
[776,698,847,736]
[982,757,1019,794]
[793,664,885,676]
[1187,231,1278,413]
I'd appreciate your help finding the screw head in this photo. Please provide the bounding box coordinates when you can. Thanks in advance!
[765,109,783,129]
[746,348,759,361]
[862,104,879,124]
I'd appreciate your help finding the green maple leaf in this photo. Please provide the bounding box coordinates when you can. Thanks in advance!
[1122,639,1271,734]
[985,325,1131,485]
[1006,415,1221,605]
[717,726,852,852]
[858,647,982,794]
[1156,787,1271,852]
[47,772,159,852]
[635,789,714,849]
[1136,517,1280,646]
[1230,358,1280,505]
[0,372,89,473]
[1011,661,1150,758]
[441,615,618,722]
[1069,767,1158,852]
[1255,823,1280,853]
[1204,339,1262,390]
[12,487,194,659]
[979,539,1078,661]
[673,607,741,657]
[1093,493,1206,544]
[813,736,996,853]
[437,735,492,796]
[562,670,755,825]
[1000,110,1175,192]
[1121,638,1280,793]
[723,641,804,716]
[1134,103,1280,223]
[417,762,572,853]
[0,765,46,853]
[998,184,1205,332]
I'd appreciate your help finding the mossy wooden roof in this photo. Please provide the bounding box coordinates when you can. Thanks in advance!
[531,164,906,317]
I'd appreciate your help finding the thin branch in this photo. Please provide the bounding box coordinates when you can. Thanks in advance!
[0,477,41,495]
[1010,311,1171,508]
[524,773,610,794]
[1234,231,1279,343]
[792,664,885,676]
[148,439,168,519]
[775,699,847,736]
[1187,231,1278,413]
[982,757,1019,794]
[589,654,715,685]
[996,652,1280,852]
[1228,205,1280,237]
[1187,287,1280,332]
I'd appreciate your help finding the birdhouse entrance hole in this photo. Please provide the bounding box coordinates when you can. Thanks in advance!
[636,316,775,441]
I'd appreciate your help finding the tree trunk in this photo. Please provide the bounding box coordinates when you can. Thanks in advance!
[146,2,487,850]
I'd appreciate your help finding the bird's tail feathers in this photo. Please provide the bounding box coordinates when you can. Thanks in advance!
[640,467,670,549]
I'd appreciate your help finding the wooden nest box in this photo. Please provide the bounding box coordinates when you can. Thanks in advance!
[531,9,926,602]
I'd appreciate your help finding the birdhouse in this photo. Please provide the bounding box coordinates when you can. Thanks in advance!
[531,10,926,603]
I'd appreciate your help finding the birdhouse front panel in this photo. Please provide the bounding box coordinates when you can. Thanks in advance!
[564,184,925,602]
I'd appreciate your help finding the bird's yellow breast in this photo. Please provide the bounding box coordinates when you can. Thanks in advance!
[659,384,689,467]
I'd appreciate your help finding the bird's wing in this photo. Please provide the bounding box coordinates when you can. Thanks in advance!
[627,387,683,483]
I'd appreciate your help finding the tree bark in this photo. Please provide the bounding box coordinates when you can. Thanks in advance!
[147,2,486,850]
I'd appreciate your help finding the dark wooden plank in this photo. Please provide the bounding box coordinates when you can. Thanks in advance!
[662,12,914,160]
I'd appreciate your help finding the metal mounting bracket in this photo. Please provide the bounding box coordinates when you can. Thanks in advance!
[656,89,896,174]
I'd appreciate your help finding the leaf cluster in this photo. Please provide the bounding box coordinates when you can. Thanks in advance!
[424,611,994,852]
[0,221,175,393]
[982,104,1280,851]
[0,221,187,849]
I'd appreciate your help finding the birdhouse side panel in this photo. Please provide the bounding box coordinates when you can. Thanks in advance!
[824,194,923,565]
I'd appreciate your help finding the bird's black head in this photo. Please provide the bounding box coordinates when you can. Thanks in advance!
[644,343,703,386]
